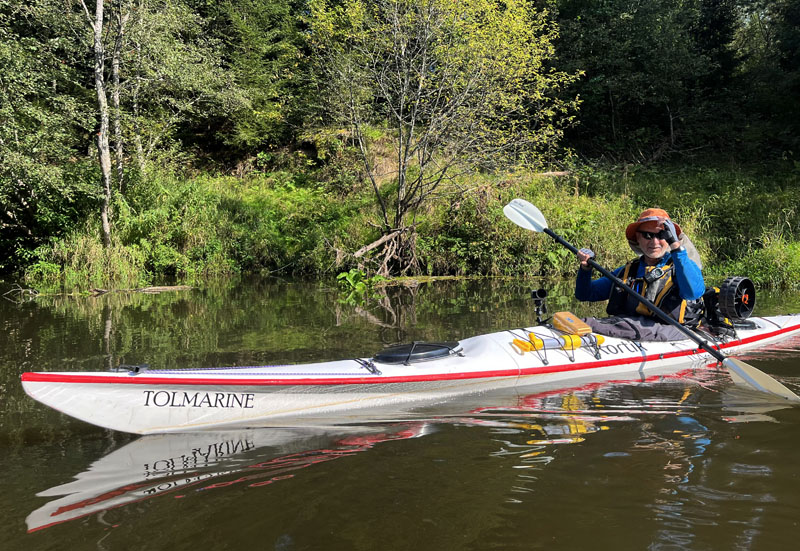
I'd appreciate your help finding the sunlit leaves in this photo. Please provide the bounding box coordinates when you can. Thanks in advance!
[309,0,579,236]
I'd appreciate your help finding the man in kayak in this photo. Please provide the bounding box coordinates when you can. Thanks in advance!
[575,208,705,341]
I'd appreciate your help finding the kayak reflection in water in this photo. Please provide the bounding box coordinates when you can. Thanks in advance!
[575,208,705,342]
[25,423,430,533]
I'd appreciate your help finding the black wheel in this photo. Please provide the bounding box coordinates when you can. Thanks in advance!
[719,276,756,320]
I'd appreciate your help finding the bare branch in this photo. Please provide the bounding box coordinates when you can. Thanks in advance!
[78,0,96,32]
[353,227,406,258]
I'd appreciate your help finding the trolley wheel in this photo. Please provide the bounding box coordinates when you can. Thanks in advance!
[719,276,756,320]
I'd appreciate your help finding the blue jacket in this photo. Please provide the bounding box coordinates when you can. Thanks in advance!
[576,248,705,303]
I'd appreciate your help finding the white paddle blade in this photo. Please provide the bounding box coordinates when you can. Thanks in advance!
[723,357,800,403]
[503,199,548,232]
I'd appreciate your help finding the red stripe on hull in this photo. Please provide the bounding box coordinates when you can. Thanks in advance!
[20,369,522,386]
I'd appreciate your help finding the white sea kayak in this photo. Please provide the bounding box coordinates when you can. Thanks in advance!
[21,314,800,434]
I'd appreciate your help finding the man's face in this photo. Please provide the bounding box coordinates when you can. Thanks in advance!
[636,220,669,261]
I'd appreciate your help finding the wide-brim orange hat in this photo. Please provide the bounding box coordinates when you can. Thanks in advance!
[625,208,682,242]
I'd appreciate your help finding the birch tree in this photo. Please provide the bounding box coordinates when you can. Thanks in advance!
[80,0,113,246]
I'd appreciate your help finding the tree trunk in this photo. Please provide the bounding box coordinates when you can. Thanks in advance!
[90,0,113,247]
[132,5,146,175]
[112,12,130,192]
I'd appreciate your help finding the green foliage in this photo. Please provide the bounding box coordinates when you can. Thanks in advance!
[417,202,502,276]
[415,163,800,288]
[336,268,386,304]
[25,227,149,290]
[309,0,579,232]
[569,163,800,266]
[416,174,638,278]
[220,0,310,152]
[732,0,800,157]
[23,168,370,289]
[0,4,96,272]
[16,162,800,289]
[113,0,247,171]
[7,0,800,290]
[718,232,800,289]
[556,0,718,158]
[551,0,800,160]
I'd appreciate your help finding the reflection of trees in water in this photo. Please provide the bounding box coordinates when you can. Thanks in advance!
[338,277,598,343]
[346,283,421,345]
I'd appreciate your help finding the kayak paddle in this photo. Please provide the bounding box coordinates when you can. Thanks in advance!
[504,197,800,403]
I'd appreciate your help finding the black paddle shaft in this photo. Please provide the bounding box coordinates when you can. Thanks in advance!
[543,227,724,363]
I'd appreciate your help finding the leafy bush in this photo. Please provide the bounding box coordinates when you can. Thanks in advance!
[20,163,800,290]
[24,168,370,289]
[26,227,148,290]
[336,268,386,304]
[713,231,800,289]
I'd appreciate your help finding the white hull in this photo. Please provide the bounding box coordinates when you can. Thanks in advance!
[21,315,800,434]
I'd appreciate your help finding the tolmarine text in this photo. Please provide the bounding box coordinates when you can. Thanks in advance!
[143,390,255,409]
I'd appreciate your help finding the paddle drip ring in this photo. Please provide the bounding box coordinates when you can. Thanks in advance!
[719,276,756,320]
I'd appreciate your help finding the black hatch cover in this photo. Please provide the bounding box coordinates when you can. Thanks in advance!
[374,341,462,365]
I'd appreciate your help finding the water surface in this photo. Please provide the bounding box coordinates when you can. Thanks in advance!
[2,278,800,550]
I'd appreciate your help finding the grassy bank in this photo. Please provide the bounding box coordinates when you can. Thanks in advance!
[21,163,800,290]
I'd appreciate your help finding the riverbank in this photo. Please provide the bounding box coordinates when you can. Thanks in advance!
[17,162,800,291]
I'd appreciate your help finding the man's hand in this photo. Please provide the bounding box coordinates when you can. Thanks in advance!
[659,219,679,245]
[577,248,595,271]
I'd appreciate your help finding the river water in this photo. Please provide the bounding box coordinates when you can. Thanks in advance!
[2,278,800,550]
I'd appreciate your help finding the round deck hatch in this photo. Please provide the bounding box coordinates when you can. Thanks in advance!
[374,341,462,365]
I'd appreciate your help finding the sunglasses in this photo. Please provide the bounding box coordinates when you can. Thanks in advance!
[637,230,664,241]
